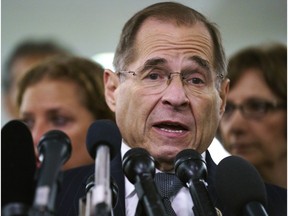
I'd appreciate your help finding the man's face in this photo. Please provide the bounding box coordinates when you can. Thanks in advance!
[106,18,228,171]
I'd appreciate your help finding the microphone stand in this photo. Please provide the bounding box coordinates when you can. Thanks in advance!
[79,175,119,216]
[90,146,112,216]
[187,178,216,216]
[123,148,167,216]
[30,130,71,216]
[175,149,217,216]
[85,120,122,216]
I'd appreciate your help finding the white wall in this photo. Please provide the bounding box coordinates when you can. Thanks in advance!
[2,0,286,60]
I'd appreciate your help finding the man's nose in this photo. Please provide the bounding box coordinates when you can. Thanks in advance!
[161,75,190,108]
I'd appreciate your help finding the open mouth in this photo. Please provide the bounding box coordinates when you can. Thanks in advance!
[154,122,188,133]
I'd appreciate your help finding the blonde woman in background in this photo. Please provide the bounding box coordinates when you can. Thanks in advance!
[17,55,115,170]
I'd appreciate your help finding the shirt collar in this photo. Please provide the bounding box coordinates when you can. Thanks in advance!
[121,141,135,198]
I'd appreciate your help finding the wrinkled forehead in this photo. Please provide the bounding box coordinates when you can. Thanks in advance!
[132,18,214,70]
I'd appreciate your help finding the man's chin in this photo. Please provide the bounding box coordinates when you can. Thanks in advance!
[153,152,177,172]
[154,159,175,172]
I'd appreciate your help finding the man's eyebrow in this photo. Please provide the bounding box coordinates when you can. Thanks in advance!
[188,56,211,71]
[141,58,167,70]
[139,56,211,72]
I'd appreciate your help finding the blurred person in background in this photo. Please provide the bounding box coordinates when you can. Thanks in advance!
[16,55,115,170]
[2,39,73,125]
[218,43,287,188]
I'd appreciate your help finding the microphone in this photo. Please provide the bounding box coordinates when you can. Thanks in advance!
[122,147,167,216]
[215,156,268,216]
[85,175,119,208]
[86,120,122,216]
[1,120,36,216]
[174,149,218,216]
[31,130,71,215]
[79,174,120,216]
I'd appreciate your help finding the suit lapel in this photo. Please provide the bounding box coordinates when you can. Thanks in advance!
[205,150,226,214]
[110,153,126,216]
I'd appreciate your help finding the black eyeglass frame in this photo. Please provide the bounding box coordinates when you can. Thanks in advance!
[223,99,286,120]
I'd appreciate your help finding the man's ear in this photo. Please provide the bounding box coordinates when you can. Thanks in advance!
[219,78,230,116]
[104,69,119,112]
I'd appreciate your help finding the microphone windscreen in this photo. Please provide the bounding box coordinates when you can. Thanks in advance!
[86,120,121,159]
[215,156,267,215]
[174,149,207,182]
[1,120,36,207]
[38,129,72,164]
[122,147,155,184]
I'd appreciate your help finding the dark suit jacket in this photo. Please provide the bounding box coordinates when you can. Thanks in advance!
[55,151,287,216]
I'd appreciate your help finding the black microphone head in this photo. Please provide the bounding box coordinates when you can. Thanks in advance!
[1,120,36,207]
[86,120,121,159]
[122,147,156,184]
[38,129,72,164]
[174,149,207,184]
[215,156,267,216]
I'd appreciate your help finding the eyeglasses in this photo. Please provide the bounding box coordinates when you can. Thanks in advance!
[116,65,223,95]
[223,99,286,120]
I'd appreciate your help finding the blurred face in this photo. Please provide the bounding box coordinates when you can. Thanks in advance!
[219,69,287,168]
[105,18,229,171]
[19,79,95,170]
[5,56,48,118]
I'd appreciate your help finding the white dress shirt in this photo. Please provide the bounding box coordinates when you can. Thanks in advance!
[122,142,207,216]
